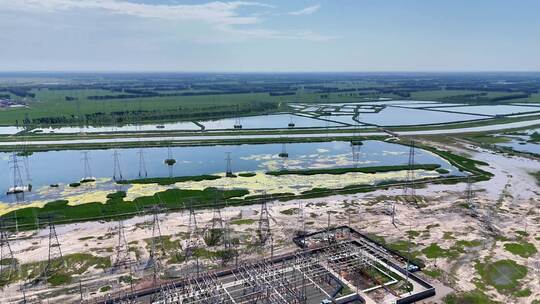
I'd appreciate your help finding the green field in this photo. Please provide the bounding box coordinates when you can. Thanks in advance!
[0,86,396,126]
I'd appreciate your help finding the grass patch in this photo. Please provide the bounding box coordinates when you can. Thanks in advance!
[467,135,512,144]
[100,285,112,292]
[423,268,442,278]
[280,208,298,216]
[364,234,425,268]
[456,239,482,248]
[267,164,441,176]
[475,259,527,293]
[78,236,94,241]
[515,230,529,237]
[504,242,537,258]
[2,253,111,287]
[443,290,499,304]
[422,243,459,259]
[443,231,456,240]
[406,230,421,238]
[230,219,256,225]
[512,288,531,297]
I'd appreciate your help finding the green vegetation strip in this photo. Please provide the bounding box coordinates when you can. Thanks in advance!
[414,143,493,182]
[118,174,221,185]
[267,164,441,176]
[1,253,110,287]
[1,188,248,230]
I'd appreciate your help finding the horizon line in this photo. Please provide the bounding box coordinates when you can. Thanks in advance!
[2,70,540,75]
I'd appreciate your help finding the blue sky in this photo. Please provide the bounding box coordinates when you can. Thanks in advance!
[1,0,539,72]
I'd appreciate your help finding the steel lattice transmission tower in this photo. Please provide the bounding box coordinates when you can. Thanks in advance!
[466,175,477,216]
[80,151,94,181]
[137,148,147,178]
[111,219,131,270]
[145,205,165,278]
[221,219,236,266]
[204,200,225,247]
[258,192,271,245]
[403,140,417,205]
[225,152,234,177]
[185,203,202,276]
[34,214,65,286]
[8,153,27,195]
[296,201,305,237]
[351,140,362,168]
[112,149,124,182]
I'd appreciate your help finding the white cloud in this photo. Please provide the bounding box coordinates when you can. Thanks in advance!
[0,0,331,42]
[288,4,321,16]
[0,0,269,26]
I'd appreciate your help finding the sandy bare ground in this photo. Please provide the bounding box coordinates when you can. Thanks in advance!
[1,140,539,303]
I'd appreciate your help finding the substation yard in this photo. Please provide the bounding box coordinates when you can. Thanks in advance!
[0,137,539,303]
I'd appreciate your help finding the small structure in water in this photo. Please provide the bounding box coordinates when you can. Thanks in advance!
[164,146,176,177]
[225,152,235,177]
[288,114,295,128]
[164,158,176,166]
[278,143,289,158]
[6,153,32,195]
[6,185,31,195]
[164,146,176,166]
[234,106,243,129]
[80,151,96,183]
